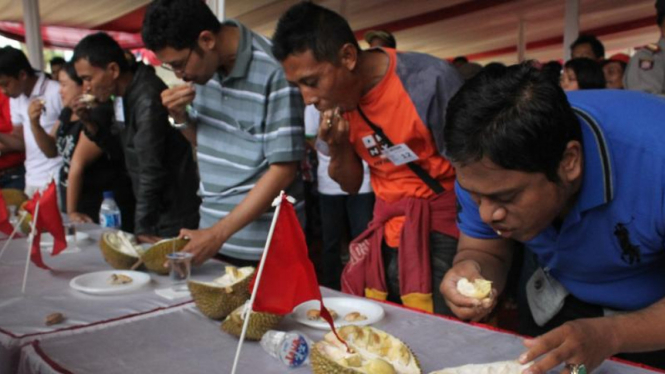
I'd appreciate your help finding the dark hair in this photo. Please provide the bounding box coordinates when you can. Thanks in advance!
[272,2,360,63]
[453,56,468,65]
[540,60,563,85]
[61,61,83,86]
[564,58,606,89]
[142,0,221,51]
[0,46,35,78]
[72,32,129,73]
[50,56,66,66]
[444,63,582,182]
[657,11,664,27]
[570,34,605,59]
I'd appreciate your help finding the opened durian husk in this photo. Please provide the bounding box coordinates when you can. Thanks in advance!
[188,266,255,319]
[311,325,421,374]
[429,360,531,374]
[99,231,143,270]
[220,302,282,341]
[141,237,189,275]
[18,201,33,234]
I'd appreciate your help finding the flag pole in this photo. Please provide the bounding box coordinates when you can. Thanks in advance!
[0,212,27,262]
[21,201,40,294]
[230,191,287,374]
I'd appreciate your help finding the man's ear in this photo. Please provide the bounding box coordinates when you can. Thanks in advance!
[558,140,583,183]
[339,43,358,71]
[198,30,216,51]
[107,62,121,80]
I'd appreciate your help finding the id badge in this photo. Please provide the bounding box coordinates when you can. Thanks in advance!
[526,267,569,326]
[385,143,419,166]
[113,97,125,123]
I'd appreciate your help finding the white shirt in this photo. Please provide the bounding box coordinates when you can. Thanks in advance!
[10,73,63,188]
[304,105,372,195]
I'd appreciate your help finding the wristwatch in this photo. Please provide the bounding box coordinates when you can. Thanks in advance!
[169,105,198,130]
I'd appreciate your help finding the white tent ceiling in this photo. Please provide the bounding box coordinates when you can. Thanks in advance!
[0,0,660,65]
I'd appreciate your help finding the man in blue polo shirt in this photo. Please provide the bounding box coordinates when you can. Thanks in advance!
[440,63,665,373]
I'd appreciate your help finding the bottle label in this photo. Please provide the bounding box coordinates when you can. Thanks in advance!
[280,335,309,368]
[100,213,121,229]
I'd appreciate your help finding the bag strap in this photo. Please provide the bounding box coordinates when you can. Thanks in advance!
[356,107,444,194]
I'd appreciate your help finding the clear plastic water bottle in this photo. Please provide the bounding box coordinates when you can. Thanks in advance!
[260,330,313,368]
[99,191,122,229]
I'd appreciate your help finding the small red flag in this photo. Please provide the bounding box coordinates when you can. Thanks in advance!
[23,181,66,270]
[251,194,345,344]
[0,192,14,236]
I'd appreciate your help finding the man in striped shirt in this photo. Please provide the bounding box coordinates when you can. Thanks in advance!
[142,0,305,265]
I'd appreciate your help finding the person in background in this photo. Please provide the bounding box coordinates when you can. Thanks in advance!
[570,34,605,61]
[0,91,25,190]
[0,47,62,197]
[273,2,463,315]
[540,60,563,85]
[561,58,606,91]
[602,53,629,89]
[304,105,374,290]
[72,32,200,243]
[452,56,468,69]
[142,0,304,265]
[49,57,66,81]
[27,62,135,231]
[624,0,665,95]
[364,30,397,49]
[442,63,665,372]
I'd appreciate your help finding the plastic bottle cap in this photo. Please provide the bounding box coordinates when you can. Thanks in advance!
[103,191,115,199]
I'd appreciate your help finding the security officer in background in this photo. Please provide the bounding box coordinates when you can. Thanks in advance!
[624,0,665,95]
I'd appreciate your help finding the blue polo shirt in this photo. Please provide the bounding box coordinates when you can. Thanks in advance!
[455,90,665,311]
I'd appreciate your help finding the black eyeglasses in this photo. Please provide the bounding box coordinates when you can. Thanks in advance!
[161,48,193,73]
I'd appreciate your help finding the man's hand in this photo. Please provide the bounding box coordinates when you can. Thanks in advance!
[161,84,195,123]
[177,226,226,266]
[28,99,44,126]
[68,212,93,224]
[137,234,162,244]
[71,96,98,134]
[440,259,498,322]
[318,108,350,149]
[519,317,619,374]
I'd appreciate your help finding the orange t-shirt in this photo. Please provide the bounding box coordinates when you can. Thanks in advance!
[346,49,456,247]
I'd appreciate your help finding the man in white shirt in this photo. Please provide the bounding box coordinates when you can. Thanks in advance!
[0,47,62,196]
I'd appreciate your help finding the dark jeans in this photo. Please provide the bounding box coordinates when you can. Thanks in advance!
[0,165,25,191]
[518,249,665,369]
[318,192,375,290]
[382,231,457,316]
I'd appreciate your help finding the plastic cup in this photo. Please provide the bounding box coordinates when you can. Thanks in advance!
[63,223,77,249]
[166,252,193,282]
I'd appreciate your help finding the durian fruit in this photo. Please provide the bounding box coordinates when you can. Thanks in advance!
[456,277,492,299]
[429,360,531,374]
[311,325,422,374]
[188,266,255,320]
[99,231,143,270]
[220,302,282,340]
[141,237,189,275]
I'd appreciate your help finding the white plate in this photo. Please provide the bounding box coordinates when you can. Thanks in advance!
[291,297,384,330]
[40,232,90,247]
[69,270,151,295]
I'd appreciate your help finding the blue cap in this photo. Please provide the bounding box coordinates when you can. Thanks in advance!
[103,191,114,199]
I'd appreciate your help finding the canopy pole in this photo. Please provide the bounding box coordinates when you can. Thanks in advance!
[22,0,44,71]
[563,0,580,61]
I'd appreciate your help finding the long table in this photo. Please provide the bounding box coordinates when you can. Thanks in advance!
[1,225,661,374]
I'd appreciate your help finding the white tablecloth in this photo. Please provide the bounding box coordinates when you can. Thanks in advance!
[0,224,225,374]
[2,225,661,374]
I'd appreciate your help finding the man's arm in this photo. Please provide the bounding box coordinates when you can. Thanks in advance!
[180,161,298,265]
[0,126,25,152]
[66,132,103,223]
[321,110,364,193]
[27,100,58,158]
[520,298,665,374]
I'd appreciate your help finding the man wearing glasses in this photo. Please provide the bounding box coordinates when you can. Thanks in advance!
[72,32,200,243]
[142,0,305,266]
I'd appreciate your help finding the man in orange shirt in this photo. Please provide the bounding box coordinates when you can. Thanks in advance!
[273,2,464,315]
